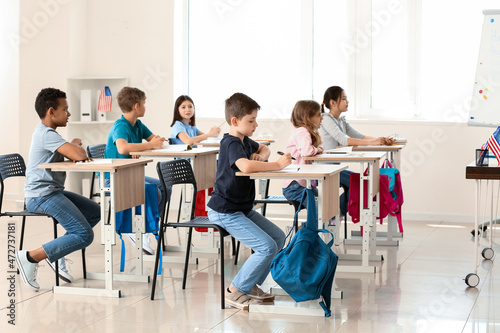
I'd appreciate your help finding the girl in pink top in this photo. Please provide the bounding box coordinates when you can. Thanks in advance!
[282,100,323,208]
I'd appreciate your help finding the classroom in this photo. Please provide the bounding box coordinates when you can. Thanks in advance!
[1,0,499,332]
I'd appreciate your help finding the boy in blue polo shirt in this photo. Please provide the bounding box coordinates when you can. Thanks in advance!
[105,87,165,254]
[207,92,292,310]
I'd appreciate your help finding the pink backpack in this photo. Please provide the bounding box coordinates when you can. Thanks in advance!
[348,164,404,232]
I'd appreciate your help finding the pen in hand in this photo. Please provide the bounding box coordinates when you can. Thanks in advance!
[277,151,296,160]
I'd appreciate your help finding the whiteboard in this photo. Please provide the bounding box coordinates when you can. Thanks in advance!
[468,9,500,127]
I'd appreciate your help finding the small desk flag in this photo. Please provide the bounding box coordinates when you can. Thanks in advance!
[98,86,112,111]
[487,126,500,164]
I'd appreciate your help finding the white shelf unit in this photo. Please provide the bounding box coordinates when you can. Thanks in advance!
[65,77,129,194]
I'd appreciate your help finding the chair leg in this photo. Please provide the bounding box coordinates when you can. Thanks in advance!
[231,236,236,255]
[151,220,166,300]
[81,249,86,279]
[53,219,59,287]
[182,228,194,290]
[17,216,27,274]
[220,233,225,309]
[234,241,240,265]
[19,216,26,251]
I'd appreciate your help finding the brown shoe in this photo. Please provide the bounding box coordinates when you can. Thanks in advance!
[248,285,275,302]
[225,288,262,310]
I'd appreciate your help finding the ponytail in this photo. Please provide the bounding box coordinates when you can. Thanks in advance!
[322,86,344,111]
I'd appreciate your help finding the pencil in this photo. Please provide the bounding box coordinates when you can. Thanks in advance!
[277,151,296,160]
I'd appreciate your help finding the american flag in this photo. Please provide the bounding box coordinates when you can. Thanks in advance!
[487,126,500,164]
[98,86,112,111]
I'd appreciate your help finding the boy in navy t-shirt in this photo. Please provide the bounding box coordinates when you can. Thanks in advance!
[207,93,292,310]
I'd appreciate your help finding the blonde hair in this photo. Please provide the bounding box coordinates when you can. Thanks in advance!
[290,100,322,148]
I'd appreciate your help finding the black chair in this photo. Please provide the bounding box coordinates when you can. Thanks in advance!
[86,144,106,200]
[0,153,86,285]
[151,159,231,309]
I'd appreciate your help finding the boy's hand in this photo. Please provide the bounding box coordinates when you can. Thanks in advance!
[150,135,165,149]
[277,153,292,169]
[71,138,83,146]
[208,126,221,137]
[250,153,265,161]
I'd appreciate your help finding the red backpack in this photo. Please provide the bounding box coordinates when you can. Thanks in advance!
[348,165,404,232]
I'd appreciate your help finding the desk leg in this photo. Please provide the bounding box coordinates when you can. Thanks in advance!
[339,162,377,273]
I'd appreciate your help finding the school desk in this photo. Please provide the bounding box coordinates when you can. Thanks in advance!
[130,147,219,256]
[351,144,406,242]
[464,162,498,287]
[39,158,153,298]
[305,152,385,273]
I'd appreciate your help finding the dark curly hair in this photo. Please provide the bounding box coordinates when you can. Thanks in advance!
[34,88,67,119]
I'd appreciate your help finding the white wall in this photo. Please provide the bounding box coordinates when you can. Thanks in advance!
[16,0,174,186]
[9,0,491,223]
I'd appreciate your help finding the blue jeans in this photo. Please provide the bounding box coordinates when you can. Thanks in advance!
[26,191,101,262]
[339,170,352,216]
[207,208,285,294]
[282,181,318,209]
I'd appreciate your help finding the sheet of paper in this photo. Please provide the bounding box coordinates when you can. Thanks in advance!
[76,159,113,165]
[272,165,301,173]
[324,146,353,154]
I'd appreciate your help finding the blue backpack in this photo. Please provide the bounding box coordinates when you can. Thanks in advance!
[115,183,160,272]
[270,188,338,317]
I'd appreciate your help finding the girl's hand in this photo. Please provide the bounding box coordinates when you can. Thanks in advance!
[277,153,292,169]
[370,137,386,145]
[208,126,221,137]
[250,153,265,161]
[317,147,324,155]
[382,137,396,145]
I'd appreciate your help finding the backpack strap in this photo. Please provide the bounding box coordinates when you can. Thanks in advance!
[119,233,126,272]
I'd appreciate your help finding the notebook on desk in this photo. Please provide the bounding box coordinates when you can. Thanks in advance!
[324,146,353,154]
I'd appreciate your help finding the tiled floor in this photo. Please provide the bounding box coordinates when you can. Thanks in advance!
[1,199,499,332]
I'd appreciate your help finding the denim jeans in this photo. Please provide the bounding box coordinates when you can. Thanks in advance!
[26,190,101,262]
[282,181,318,209]
[339,170,352,216]
[207,208,285,294]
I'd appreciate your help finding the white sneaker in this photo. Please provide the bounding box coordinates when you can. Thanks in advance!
[15,250,40,291]
[125,233,155,255]
[46,257,74,283]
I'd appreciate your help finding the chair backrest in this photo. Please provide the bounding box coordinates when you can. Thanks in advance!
[86,144,106,159]
[0,153,27,213]
[156,159,198,221]
[86,144,106,199]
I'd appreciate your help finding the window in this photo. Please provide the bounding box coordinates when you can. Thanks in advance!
[183,0,500,121]
[188,0,310,119]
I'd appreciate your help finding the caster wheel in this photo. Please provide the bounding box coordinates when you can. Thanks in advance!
[471,229,481,237]
[482,248,495,260]
[465,273,480,287]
